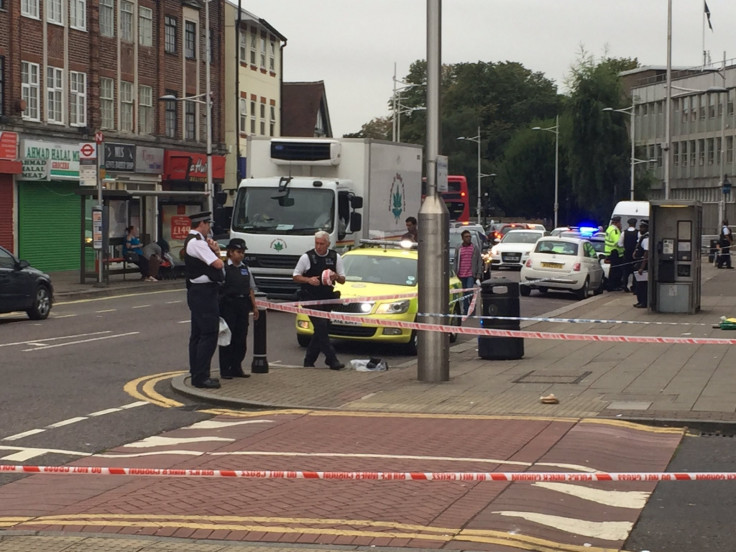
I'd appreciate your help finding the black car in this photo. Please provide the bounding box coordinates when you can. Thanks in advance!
[0,246,54,320]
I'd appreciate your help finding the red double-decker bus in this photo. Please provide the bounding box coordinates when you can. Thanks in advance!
[421,175,470,222]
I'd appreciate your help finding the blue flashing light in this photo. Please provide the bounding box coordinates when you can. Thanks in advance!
[577,226,598,238]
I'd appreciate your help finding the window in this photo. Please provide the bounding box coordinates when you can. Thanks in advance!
[728,136,734,164]
[139,7,152,47]
[164,16,177,53]
[709,95,716,119]
[22,0,39,18]
[259,36,266,68]
[185,102,196,140]
[164,92,177,138]
[689,140,696,167]
[270,105,276,136]
[120,0,133,42]
[672,142,679,167]
[681,141,688,167]
[250,99,256,133]
[239,31,247,63]
[698,139,705,166]
[249,30,257,64]
[46,66,63,123]
[138,85,152,134]
[185,21,196,59]
[259,102,265,134]
[239,98,247,133]
[47,0,62,24]
[269,40,275,71]
[100,0,114,37]
[120,81,133,132]
[70,0,86,30]
[100,77,114,129]
[707,138,715,165]
[69,71,86,126]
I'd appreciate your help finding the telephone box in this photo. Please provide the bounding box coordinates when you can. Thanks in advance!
[649,200,702,314]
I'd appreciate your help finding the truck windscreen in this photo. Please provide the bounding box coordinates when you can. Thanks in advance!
[232,187,335,235]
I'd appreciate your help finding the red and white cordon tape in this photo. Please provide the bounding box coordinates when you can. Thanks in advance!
[267,299,736,346]
[2,465,735,481]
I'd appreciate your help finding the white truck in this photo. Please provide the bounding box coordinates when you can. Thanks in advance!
[231,137,423,297]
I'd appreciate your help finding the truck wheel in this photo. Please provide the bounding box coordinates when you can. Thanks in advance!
[519,286,531,297]
[26,286,52,320]
[296,334,311,347]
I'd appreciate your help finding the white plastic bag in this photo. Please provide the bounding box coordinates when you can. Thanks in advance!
[218,317,232,346]
[350,358,388,372]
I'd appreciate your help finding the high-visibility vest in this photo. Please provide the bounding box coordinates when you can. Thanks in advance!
[604,225,623,255]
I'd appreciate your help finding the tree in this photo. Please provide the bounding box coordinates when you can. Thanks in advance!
[343,116,392,139]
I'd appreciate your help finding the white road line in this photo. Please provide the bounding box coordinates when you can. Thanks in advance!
[187,420,274,430]
[52,314,77,319]
[0,331,111,348]
[122,436,234,448]
[95,309,117,313]
[21,331,140,351]
[0,445,90,462]
[492,511,632,541]
[120,401,148,409]
[132,305,151,309]
[47,417,88,429]
[89,408,124,416]
[533,482,650,509]
[3,429,45,441]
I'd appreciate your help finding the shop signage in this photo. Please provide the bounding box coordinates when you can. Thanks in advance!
[171,215,191,240]
[104,143,135,171]
[0,132,19,160]
[136,146,164,174]
[21,139,80,180]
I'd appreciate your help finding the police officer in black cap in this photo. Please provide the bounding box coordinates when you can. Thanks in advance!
[218,238,259,379]
[184,211,224,389]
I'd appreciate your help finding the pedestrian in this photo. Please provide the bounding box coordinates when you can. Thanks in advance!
[633,220,649,309]
[141,241,162,281]
[123,225,149,280]
[619,217,639,293]
[184,211,224,389]
[218,238,259,379]
[604,215,624,291]
[402,216,418,242]
[292,230,346,370]
[717,219,733,269]
[453,229,483,315]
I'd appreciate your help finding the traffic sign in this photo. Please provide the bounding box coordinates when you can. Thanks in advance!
[95,131,104,144]
[79,142,97,160]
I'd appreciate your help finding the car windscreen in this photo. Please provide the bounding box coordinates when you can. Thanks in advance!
[343,255,417,287]
[502,231,542,244]
[535,240,579,256]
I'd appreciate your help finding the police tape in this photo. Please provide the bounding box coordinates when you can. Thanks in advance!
[266,299,736,345]
[1,464,734,481]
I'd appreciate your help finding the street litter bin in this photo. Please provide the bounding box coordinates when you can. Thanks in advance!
[478,277,524,360]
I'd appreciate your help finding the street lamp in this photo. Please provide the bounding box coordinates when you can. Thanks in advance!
[396,103,425,142]
[603,103,636,200]
[457,126,493,225]
[532,115,559,228]
[158,1,213,214]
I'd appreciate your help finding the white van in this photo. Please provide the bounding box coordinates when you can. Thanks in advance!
[610,201,649,229]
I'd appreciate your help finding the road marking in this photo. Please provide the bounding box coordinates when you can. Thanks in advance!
[2,429,45,441]
[188,420,273,429]
[54,289,182,306]
[0,331,112,348]
[21,331,139,351]
[47,417,88,428]
[0,445,90,462]
[95,309,117,313]
[125,372,186,408]
[132,305,150,309]
[534,482,650,509]
[122,436,233,448]
[492,510,632,541]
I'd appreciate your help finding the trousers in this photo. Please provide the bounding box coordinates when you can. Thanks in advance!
[187,283,219,385]
[305,306,339,366]
[219,297,250,376]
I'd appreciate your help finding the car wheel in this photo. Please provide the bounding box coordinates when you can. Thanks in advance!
[404,328,418,355]
[538,287,549,294]
[26,285,52,320]
[519,285,531,297]
[593,278,604,295]
[575,278,590,300]
[296,334,311,347]
[449,303,461,343]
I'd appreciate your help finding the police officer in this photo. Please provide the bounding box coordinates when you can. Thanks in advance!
[604,215,624,290]
[633,220,649,308]
[184,211,224,389]
[218,238,259,379]
[292,231,346,370]
[620,217,639,293]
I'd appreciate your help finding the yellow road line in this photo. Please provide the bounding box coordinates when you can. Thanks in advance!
[124,371,186,408]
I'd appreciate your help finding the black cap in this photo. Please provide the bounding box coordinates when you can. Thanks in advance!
[611,215,621,222]
[627,217,637,225]
[639,219,649,227]
[226,238,247,251]
[189,211,212,224]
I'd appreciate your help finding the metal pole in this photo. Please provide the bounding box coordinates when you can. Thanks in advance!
[392,63,397,142]
[664,0,672,199]
[721,89,727,222]
[205,0,214,215]
[96,142,103,284]
[630,103,635,200]
[476,125,482,224]
[553,115,559,228]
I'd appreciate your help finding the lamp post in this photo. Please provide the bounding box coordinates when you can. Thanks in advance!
[603,103,636,200]
[158,1,213,214]
[532,115,559,228]
[396,102,426,142]
[457,126,493,225]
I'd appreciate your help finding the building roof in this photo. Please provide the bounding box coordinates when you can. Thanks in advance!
[282,81,333,137]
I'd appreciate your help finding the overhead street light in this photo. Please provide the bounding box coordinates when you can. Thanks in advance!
[532,115,559,228]
[457,126,494,225]
[603,102,639,200]
[396,103,425,142]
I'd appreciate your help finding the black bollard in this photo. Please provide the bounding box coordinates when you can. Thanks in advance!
[251,293,269,373]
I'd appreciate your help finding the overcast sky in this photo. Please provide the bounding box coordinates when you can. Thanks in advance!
[243,0,735,137]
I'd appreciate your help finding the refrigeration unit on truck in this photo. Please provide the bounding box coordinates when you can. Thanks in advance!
[231,137,423,297]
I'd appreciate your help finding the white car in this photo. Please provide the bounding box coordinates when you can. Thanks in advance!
[489,229,545,270]
[520,236,604,299]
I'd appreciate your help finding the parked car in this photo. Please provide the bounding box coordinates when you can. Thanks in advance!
[488,229,545,270]
[488,222,530,243]
[519,236,604,300]
[295,240,462,354]
[0,246,54,320]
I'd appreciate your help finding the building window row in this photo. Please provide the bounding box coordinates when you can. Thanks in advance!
[239,27,278,73]
[238,95,276,137]
[22,0,86,29]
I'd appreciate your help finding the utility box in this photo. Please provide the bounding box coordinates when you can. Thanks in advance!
[649,200,702,314]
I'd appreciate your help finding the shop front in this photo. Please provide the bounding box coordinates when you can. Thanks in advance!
[0,132,23,251]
